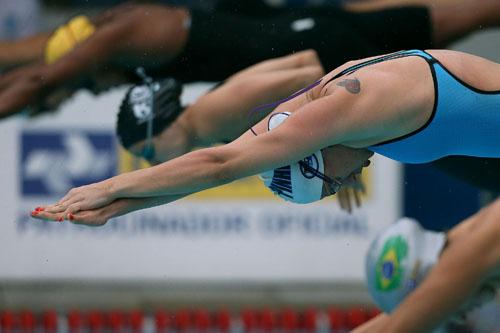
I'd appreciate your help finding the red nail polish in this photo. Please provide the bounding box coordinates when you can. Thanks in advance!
[57,217,64,222]
[35,207,42,211]
[38,207,45,212]
[31,211,39,216]
[68,214,74,221]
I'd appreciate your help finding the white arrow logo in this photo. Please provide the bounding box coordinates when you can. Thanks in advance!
[24,133,114,194]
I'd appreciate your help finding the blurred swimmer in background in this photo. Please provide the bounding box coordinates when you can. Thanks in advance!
[31,49,500,224]
[356,199,499,332]
[2,0,500,118]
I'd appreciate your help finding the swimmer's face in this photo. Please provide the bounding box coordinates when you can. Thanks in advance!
[128,135,162,165]
[127,124,190,165]
[320,145,373,198]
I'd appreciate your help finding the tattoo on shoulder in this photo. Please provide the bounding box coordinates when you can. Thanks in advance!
[336,77,361,94]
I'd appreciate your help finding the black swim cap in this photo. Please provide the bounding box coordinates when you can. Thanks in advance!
[116,77,184,149]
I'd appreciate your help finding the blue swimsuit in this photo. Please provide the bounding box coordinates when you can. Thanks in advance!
[325,49,500,164]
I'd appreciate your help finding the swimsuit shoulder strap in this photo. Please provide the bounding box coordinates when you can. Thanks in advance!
[323,49,436,86]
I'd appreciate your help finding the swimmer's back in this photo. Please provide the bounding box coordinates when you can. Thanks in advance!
[427,49,500,92]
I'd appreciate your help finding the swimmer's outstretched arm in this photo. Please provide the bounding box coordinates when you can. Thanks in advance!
[121,55,324,163]
[0,3,140,68]
[0,17,130,118]
[0,4,188,119]
[0,33,51,68]
[33,194,189,226]
[367,201,500,333]
[190,64,324,145]
[38,62,414,217]
[39,84,373,217]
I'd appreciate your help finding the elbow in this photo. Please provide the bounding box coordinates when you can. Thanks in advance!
[198,147,238,184]
[216,163,237,184]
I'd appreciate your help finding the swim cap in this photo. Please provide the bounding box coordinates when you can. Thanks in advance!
[260,112,325,204]
[365,218,447,313]
[45,15,96,64]
[116,77,184,149]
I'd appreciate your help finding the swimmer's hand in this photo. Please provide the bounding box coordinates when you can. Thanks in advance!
[35,180,116,217]
[337,174,365,213]
[30,203,112,226]
[31,193,185,226]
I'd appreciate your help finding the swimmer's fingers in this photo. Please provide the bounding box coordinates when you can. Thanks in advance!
[30,209,65,222]
[55,189,82,211]
[350,175,362,208]
[336,175,364,213]
[64,203,83,215]
[346,189,353,213]
[352,174,366,193]
[337,188,353,213]
[353,187,362,208]
[30,208,108,226]
[337,189,346,211]
[66,210,108,227]
[41,200,77,216]
[45,184,112,219]
[358,179,366,194]
[42,203,67,214]
[40,191,78,213]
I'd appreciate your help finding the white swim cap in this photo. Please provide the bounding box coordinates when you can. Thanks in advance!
[365,218,447,313]
[260,112,324,204]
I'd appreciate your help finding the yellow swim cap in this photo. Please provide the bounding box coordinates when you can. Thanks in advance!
[45,15,96,64]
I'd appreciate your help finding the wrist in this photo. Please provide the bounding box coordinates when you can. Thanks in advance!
[107,175,126,199]
[105,199,129,219]
[100,202,118,221]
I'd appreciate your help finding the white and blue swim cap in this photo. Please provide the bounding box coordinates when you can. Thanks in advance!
[259,112,325,204]
[365,218,447,313]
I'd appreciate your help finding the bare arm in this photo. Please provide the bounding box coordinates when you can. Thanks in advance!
[110,88,368,199]
[188,64,324,144]
[0,32,51,68]
[40,84,372,218]
[0,18,128,118]
[381,200,500,333]
[352,313,390,333]
[0,4,189,119]
[42,62,410,216]
[0,2,138,67]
